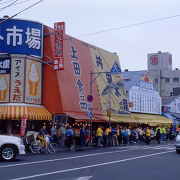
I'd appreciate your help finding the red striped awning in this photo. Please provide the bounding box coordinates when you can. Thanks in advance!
[0,106,52,120]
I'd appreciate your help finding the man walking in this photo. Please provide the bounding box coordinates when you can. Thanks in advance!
[146,127,151,145]
[97,125,103,147]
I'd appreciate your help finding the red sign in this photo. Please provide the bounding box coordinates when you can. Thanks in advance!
[20,115,27,137]
[54,57,64,70]
[54,22,65,58]
[128,102,133,108]
[150,55,158,65]
[87,95,93,102]
[54,22,65,70]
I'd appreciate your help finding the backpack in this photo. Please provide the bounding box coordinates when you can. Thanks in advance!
[157,128,160,134]
[123,131,128,137]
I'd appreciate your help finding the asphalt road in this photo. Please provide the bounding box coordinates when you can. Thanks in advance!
[0,141,179,180]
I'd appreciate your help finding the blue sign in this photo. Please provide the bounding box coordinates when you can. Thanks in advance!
[134,79,157,92]
[86,108,93,117]
[0,57,11,74]
[87,95,93,102]
[0,19,43,58]
[110,61,121,74]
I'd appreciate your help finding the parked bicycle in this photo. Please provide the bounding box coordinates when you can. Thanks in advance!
[30,136,58,154]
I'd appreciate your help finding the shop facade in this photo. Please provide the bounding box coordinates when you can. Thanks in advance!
[0,18,52,135]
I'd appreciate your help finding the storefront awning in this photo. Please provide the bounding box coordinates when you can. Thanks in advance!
[131,113,172,124]
[108,114,139,123]
[67,112,108,122]
[0,106,52,120]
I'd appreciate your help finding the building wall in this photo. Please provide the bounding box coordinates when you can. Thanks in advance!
[128,79,161,114]
[148,51,180,101]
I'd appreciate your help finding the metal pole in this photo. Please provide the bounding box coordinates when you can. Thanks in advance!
[90,71,93,145]
[109,85,111,128]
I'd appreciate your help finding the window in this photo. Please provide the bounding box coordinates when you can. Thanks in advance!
[173,87,180,96]
[173,77,179,82]
[155,78,158,83]
[0,120,7,134]
[11,120,21,134]
[165,78,169,83]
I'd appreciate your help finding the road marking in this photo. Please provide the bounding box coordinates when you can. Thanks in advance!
[0,144,174,169]
[11,150,175,180]
[58,176,93,180]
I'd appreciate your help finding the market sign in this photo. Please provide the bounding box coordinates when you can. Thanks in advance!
[53,22,65,70]
[0,19,43,58]
[0,57,11,74]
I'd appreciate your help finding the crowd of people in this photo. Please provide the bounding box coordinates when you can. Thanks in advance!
[47,123,178,149]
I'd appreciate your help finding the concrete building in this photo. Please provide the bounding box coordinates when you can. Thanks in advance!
[148,51,180,102]
[122,70,172,125]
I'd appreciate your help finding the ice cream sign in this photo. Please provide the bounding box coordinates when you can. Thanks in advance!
[0,19,43,58]
[25,59,42,104]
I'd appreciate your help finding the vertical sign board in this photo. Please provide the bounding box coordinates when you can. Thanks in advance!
[0,57,11,102]
[54,22,65,70]
[10,58,25,102]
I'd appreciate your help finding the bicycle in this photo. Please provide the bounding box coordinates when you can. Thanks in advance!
[30,136,58,154]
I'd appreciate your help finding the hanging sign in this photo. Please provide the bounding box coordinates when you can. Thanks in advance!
[54,22,65,70]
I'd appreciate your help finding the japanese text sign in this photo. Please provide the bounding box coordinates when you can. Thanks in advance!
[54,22,65,58]
[0,19,43,58]
[0,57,11,74]
[10,58,24,102]
[54,57,64,70]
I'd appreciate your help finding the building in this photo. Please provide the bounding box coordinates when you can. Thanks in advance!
[0,18,52,135]
[122,69,172,126]
[148,51,180,102]
[0,17,132,135]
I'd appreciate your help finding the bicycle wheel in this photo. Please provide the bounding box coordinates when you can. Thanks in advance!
[48,142,58,153]
[30,141,41,153]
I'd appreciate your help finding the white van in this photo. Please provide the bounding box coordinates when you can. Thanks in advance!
[0,135,25,161]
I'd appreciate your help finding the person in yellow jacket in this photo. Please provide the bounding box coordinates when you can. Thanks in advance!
[146,127,151,145]
[97,125,103,147]
[161,125,166,142]
[105,127,110,146]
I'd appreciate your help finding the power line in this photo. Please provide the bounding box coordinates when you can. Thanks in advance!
[0,0,18,11]
[0,0,43,24]
[0,0,32,10]
[0,0,15,5]
[75,14,180,38]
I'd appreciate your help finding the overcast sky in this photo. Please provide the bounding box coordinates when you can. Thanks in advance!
[1,0,180,71]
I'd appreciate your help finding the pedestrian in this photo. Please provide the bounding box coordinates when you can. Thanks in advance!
[51,126,58,142]
[126,127,131,144]
[156,125,161,144]
[146,127,151,145]
[86,127,90,146]
[80,126,86,147]
[137,126,142,143]
[150,127,155,141]
[111,125,118,146]
[161,125,166,142]
[122,128,128,145]
[58,123,66,147]
[132,128,138,143]
[97,125,103,147]
[105,126,110,146]
[166,127,170,140]
[118,126,123,145]
[66,126,73,149]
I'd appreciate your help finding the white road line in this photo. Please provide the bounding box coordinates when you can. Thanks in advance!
[11,150,175,180]
[0,144,173,169]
